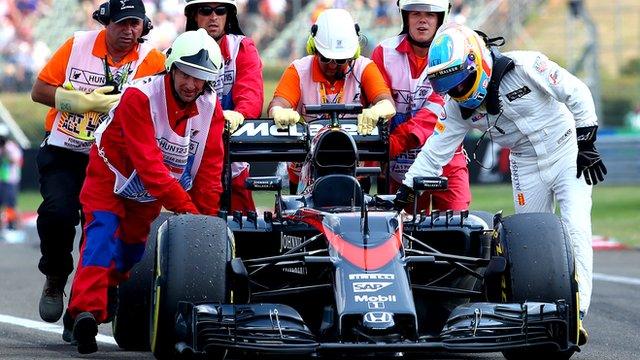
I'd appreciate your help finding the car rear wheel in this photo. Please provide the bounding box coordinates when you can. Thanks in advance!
[112,212,174,350]
[491,213,579,360]
[150,214,231,360]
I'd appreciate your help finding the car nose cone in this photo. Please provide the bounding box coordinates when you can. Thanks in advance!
[362,311,395,330]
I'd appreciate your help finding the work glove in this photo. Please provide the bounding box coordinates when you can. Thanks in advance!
[271,106,301,129]
[393,184,415,212]
[576,125,607,185]
[357,99,396,135]
[223,110,244,133]
[54,83,120,114]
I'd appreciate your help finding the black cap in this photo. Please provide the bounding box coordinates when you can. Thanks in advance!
[109,0,146,23]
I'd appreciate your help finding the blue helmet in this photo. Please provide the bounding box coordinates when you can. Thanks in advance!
[427,23,493,109]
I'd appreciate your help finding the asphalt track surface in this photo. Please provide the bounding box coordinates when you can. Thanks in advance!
[1,229,639,360]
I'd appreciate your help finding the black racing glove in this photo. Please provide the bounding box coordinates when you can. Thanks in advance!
[576,125,607,185]
[393,184,416,212]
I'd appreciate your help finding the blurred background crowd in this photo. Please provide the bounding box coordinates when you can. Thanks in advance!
[0,0,481,91]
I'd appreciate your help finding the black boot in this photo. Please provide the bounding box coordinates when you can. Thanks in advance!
[62,310,76,344]
[73,312,98,354]
[38,276,67,322]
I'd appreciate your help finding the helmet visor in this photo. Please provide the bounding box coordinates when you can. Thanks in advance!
[428,63,475,94]
[402,4,446,12]
[175,62,217,81]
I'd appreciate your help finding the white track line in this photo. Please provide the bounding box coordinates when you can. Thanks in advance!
[593,273,640,286]
[0,314,116,345]
[1,273,638,342]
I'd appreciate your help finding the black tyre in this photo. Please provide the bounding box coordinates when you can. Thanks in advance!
[469,210,495,230]
[113,212,175,350]
[492,213,579,360]
[150,214,231,360]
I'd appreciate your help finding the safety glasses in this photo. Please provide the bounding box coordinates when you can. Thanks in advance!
[197,5,228,16]
[318,54,350,65]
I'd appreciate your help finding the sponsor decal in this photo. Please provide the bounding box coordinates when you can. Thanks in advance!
[534,55,548,73]
[281,234,303,251]
[510,159,521,192]
[517,192,525,206]
[282,266,306,275]
[355,294,397,303]
[548,69,560,85]
[363,312,393,323]
[231,122,378,137]
[352,282,393,293]
[120,0,134,10]
[557,128,572,145]
[429,63,463,79]
[348,273,395,280]
[506,86,531,102]
[367,301,385,310]
[434,120,446,134]
[69,68,107,87]
[439,108,446,120]
[471,112,486,122]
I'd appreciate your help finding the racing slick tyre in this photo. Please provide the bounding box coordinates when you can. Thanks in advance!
[491,213,579,360]
[112,212,174,350]
[150,214,232,360]
[469,210,495,230]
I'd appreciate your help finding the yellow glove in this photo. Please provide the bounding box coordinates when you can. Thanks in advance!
[223,110,244,133]
[54,84,120,114]
[357,99,396,135]
[271,106,302,129]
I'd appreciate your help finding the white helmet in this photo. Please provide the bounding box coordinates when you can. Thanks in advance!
[398,0,450,28]
[311,9,360,60]
[165,29,223,81]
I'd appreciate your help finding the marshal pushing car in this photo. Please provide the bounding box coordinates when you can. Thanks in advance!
[114,104,582,360]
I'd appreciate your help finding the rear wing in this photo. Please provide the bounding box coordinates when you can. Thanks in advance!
[228,118,388,163]
[221,118,389,211]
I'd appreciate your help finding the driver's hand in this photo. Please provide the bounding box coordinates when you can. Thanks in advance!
[357,99,396,135]
[271,106,301,129]
[223,110,244,133]
[393,184,415,212]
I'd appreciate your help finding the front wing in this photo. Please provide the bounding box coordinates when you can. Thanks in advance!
[173,300,578,358]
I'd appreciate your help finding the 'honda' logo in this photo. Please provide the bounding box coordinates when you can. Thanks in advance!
[363,311,393,323]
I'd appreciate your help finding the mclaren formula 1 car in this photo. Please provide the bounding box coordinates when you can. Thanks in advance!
[113,104,582,360]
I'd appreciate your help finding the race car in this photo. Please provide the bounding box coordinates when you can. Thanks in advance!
[113,104,582,360]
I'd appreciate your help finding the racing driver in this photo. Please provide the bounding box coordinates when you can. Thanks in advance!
[395,23,606,346]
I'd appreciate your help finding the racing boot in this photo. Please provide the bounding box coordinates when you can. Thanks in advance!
[579,325,589,346]
[578,311,588,346]
[62,310,76,345]
[73,312,98,354]
[38,276,67,322]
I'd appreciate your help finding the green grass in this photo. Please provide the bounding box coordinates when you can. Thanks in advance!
[16,182,640,247]
[468,184,640,247]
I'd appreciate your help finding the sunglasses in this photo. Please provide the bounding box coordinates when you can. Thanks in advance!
[318,54,350,65]
[197,5,228,16]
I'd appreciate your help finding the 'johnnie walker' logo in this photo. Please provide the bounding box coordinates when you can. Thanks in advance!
[120,0,134,10]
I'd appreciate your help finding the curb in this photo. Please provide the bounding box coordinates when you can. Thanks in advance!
[592,235,628,251]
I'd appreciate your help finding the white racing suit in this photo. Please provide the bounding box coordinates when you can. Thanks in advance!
[403,51,597,314]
